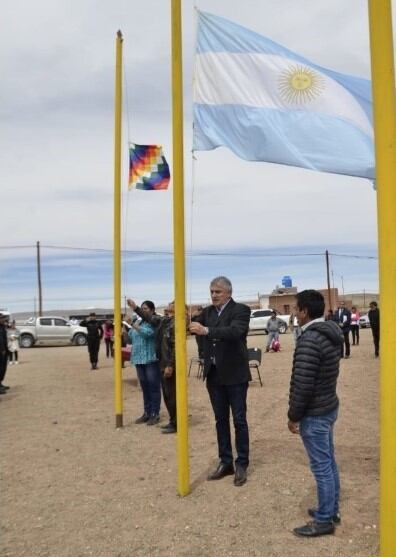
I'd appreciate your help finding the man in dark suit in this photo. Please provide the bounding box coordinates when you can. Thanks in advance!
[333,301,351,358]
[368,301,380,357]
[189,276,251,487]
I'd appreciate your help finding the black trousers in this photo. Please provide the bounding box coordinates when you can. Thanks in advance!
[206,370,249,469]
[104,338,114,358]
[372,327,380,357]
[341,331,350,357]
[9,351,18,362]
[351,325,360,345]
[87,338,100,364]
[0,353,8,383]
[161,370,176,426]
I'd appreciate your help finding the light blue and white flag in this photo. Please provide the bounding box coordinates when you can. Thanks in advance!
[193,11,374,180]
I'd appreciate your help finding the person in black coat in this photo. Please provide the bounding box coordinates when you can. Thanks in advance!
[79,313,104,370]
[288,290,343,538]
[368,301,380,357]
[189,276,251,487]
[0,313,10,394]
[333,301,351,358]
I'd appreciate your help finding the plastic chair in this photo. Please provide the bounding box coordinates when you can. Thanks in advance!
[188,357,204,378]
[248,347,263,387]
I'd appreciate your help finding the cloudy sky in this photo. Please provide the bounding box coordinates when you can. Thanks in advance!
[1,0,394,311]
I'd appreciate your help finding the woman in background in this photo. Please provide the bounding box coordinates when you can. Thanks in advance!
[8,321,20,365]
[128,301,161,426]
[350,306,360,346]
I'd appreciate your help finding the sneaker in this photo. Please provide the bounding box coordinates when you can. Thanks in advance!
[135,414,149,424]
[147,415,160,426]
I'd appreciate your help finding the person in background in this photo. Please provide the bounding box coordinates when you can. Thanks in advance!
[288,290,343,537]
[127,300,161,426]
[368,301,380,358]
[350,306,360,346]
[325,309,334,321]
[333,301,351,358]
[157,301,178,434]
[103,320,114,358]
[191,305,205,359]
[189,276,251,487]
[8,321,20,365]
[156,301,190,434]
[79,313,104,370]
[266,311,283,352]
[289,313,301,344]
[0,313,10,394]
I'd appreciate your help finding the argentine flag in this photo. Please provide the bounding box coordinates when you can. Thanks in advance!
[193,11,374,180]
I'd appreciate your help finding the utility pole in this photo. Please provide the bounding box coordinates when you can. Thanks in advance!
[36,241,43,316]
[341,275,345,299]
[325,250,332,310]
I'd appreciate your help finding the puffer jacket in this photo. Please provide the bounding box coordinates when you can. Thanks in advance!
[288,320,343,422]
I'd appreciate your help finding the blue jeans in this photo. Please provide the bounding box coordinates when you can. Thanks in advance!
[300,408,340,522]
[135,361,161,416]
[266,331,279,348]
[206,377,249,469]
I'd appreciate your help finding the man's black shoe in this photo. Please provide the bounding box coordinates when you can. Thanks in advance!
[207,462,234,481]
[161,422,173,430]
[308,508,341,524]
[147,415,160,426]
[135,414,149,424]
[161,424,177,434]
[0,384,10,390]
[234,465,247,486]
[293,521,335,537]
[0,387,7,395]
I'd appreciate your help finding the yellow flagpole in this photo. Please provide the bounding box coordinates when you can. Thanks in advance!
[113,30,124,428]
[171,0,190,496]
[368,2,396,555]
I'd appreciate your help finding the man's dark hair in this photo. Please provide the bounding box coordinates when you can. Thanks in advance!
[296,290,325,319]
[370,301,378,308]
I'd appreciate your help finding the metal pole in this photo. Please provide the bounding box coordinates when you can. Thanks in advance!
[36,241,43,316]
[113,30,123,429]
[171,0,190,497]
[325,250,332,311]
[368,2,396,554]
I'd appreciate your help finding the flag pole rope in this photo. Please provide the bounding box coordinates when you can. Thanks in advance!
[122,55,132,307]
[187,5,200,320]
[187,151,198,320]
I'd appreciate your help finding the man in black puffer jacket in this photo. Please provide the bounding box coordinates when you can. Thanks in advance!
[288,290,343,538]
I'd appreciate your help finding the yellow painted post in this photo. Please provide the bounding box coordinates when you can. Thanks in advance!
[368,2,396,555]
[113,30,124,428]
[171,0,190,496]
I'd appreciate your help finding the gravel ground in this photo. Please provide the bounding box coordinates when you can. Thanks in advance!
[2,329,379,557]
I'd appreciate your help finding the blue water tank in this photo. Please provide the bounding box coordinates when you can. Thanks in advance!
[282,275,292,288]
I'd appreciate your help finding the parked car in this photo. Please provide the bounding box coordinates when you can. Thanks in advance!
[249,309,289,335]
[18,316,88,348]
[359,314,371,328]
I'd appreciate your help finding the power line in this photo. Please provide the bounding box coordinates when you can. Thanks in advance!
[0,244,378,259]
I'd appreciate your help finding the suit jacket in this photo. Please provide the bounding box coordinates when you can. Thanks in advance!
[197,299,251,385]
[333,308,351,333]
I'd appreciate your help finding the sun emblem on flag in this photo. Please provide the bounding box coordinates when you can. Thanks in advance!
[278,65,325,104]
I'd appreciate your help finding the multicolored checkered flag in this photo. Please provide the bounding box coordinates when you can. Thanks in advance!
[128,144,170,190]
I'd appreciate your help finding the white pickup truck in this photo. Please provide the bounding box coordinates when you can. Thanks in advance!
[18,316,88,348]
[249,309,290,335]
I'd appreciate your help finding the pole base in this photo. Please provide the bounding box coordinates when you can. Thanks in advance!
[115,414,123,428]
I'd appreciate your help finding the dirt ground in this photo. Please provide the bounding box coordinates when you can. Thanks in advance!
[2,329,379,557]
